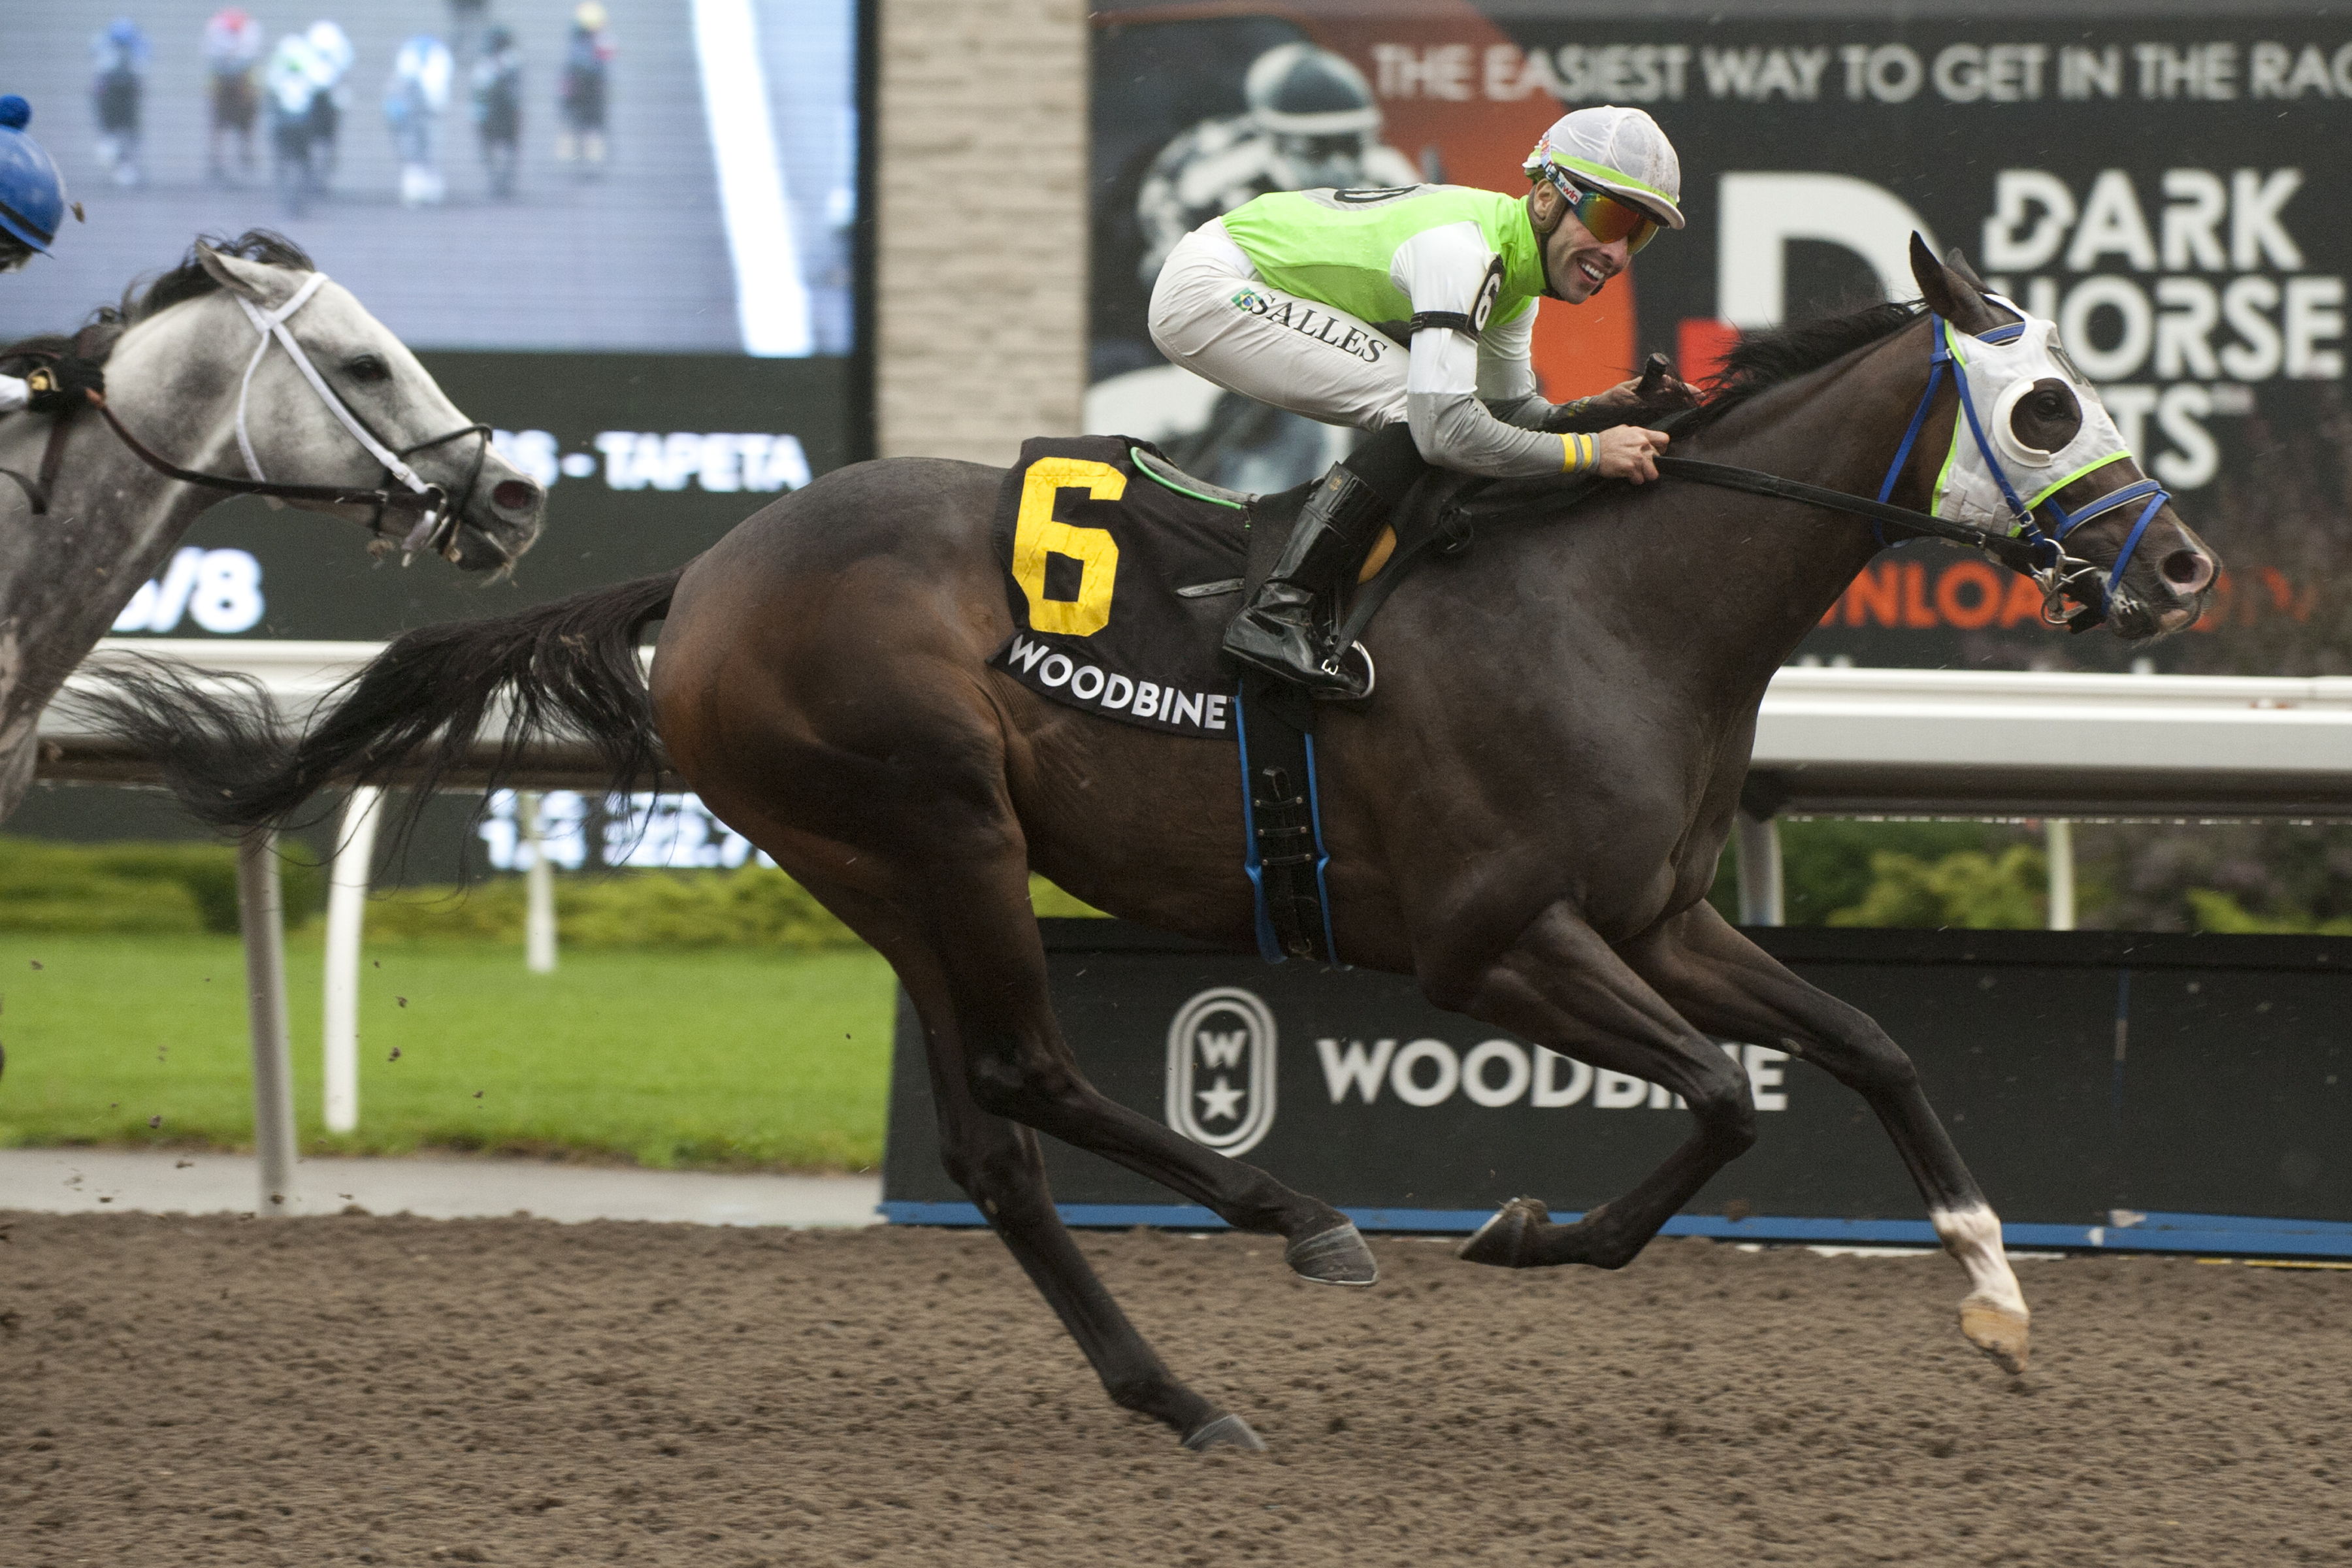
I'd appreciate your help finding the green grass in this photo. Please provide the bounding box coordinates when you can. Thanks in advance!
[0,934,898,1171]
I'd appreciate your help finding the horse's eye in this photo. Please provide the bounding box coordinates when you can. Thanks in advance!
[2035,391,2065,416]
[345,355,391,384]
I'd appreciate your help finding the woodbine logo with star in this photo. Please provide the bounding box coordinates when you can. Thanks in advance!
[1164,987,1278,1157]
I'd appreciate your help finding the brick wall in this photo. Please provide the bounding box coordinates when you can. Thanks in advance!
[875,0,1088,464]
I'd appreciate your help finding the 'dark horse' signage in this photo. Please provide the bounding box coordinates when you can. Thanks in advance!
[1089,1,2352,676]
[883,920,2352,1256]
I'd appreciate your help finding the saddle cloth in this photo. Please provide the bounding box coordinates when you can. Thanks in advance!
[988,435,1265,738]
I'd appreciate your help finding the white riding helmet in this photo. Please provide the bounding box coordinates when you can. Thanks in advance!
[1523,105,1684,231]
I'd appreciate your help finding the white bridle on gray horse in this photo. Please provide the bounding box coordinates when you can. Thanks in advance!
[55,269,495,562]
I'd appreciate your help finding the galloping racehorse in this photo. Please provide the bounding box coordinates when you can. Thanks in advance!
[0,231,544,823]
[91,243,2215,1451]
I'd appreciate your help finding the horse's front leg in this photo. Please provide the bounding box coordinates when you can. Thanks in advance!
[1620,900,2031,1373]
[1446,900,1759,1271]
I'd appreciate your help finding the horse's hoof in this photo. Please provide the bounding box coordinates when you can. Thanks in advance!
[1181,1413,1266,1453]
[1286,1222,1377,1286]
[1458,1196,1550,1267]
[1959,1294,2031,1374]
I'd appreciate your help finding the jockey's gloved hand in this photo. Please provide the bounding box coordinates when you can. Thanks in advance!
[23,356,104,414]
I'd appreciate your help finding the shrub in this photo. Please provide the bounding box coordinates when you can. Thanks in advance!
[563,868,864,949]
[365,868,864,949]
[0,827,1103,948]
[0,836,326,936]
[2182,888,2352,936]
[85,841,324,932]
[1827,845,2046,930]
[365,869,1104,949]
[363,877,534,944]
[1708,819,2034,926]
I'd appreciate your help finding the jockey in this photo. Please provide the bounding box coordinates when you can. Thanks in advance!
[1150,105,1691,697]
[0,97,103,419]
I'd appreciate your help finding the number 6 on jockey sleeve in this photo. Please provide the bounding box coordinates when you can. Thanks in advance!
[1011,457,1123,636]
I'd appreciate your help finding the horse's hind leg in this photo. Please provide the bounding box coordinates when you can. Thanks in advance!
[934,1084,1266,1451]
[909,968,1265,1445]
[1443,900,1759,1271]
[911,851,1373,1285]
[794,870,1262,1449]
[1620,901,2031,1373]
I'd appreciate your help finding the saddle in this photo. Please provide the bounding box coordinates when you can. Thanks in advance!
[986,435,1611,966]
[986,431,1649,737]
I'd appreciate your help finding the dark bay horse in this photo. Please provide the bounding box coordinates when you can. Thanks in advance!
[93,243,2215,1451]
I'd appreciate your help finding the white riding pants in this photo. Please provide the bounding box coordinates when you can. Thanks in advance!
[1147,220,1408,434]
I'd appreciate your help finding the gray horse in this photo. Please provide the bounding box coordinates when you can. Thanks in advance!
[0,231,544,819]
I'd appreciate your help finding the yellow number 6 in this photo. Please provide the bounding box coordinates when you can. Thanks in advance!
[1011,457,1122,636]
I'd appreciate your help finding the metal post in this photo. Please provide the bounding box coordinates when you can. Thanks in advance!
[237,829,300,1215]
[322,786,385,1134]
[520,791,558,973]
[1735,810,1785,927]
[2046,817,2076,931]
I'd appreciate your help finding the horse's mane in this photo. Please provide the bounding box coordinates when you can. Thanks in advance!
[1677,300,1924,433]
[0,229,314,371]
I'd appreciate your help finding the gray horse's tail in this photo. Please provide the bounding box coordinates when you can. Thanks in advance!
[77,568,683,842]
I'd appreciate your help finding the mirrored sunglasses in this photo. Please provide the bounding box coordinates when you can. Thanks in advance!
[1541,167,1660,254]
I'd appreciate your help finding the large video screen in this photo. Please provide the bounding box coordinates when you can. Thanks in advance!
[1092,1,2352,675]
[5,0,857,355]
[0,1,868,654]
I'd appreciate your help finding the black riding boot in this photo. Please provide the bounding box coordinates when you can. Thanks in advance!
[1223,463,1391,699]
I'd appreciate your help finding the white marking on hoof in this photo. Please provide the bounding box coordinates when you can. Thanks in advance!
[1182,1413,1266,1452]
[1285,1222,1377,1286]
[1456,1196,1548,1267]
[1959,1294,2032,1374]
[1933,1203,2031,1372]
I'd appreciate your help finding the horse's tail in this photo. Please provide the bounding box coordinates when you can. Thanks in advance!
[76,567,683,841]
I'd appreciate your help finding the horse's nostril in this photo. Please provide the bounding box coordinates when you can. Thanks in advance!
[2161,548,2215,593]
[491,478,539,513]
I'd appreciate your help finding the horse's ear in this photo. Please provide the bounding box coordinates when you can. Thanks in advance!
[195,244,301,310]
[1943,247,1989,293]
[1908,233,1997,331]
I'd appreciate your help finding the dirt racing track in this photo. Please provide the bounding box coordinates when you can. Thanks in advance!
[2,1214,2345,1566]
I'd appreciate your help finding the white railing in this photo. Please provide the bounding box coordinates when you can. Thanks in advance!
[1751,666,2352,817]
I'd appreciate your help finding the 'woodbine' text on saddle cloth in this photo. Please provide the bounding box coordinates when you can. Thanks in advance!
[987,436,1250,739]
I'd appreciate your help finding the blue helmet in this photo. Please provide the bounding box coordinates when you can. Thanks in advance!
[0,96,67,254]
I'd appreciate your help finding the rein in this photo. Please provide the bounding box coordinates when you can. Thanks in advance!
[0,396,77,516]
[3,274,490,561]
[1650,455,2044,573]
[1586,316,2165,632]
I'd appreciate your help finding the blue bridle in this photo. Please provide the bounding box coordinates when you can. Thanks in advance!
[1870,315,2171,631]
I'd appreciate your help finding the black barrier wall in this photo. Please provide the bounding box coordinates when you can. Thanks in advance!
[883,920,2352,1254]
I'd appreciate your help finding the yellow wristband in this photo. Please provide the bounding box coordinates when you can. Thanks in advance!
[1561,432,1595,472]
